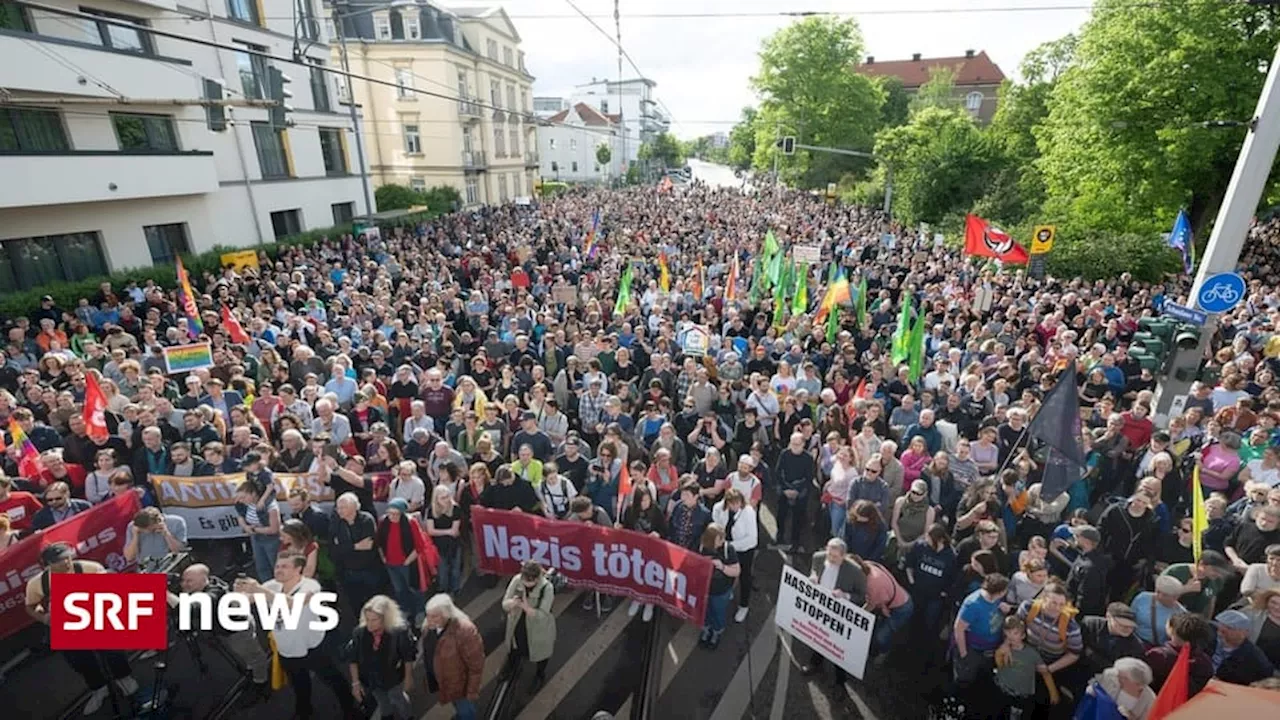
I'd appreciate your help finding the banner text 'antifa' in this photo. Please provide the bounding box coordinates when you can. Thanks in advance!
[483,525,693,605]
[783,570,871,639]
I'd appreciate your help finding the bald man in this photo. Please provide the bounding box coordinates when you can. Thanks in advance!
[166,563,270,689]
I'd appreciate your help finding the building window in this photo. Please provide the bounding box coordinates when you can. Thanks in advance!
[403,124,421,154]
[310,62,331,112]
[465,177,478,205]
[503,46,513,67]
[395,68,414,99]
[318,128,347,175]
[226,0,258,24]
[80,8,153,55]
[966,91,983,111]
[270,209,303,239]
[405,13,420,39]
[548,138,556,150]
[298,0,318,40]
[506,84,515,111]
[499,174,509,202]
[409,177,426,192]
[0,232,107,292]
[111,113,178,152]
[143,223,189,266]
[0,1,32,31]
[486,39,498,60]
[456,69,469,98]
[570,138,577,150]
[571,161,578,172]
[234,42,268,99]
[251,122,290,178]
[600,99,609,114]
[550,161,558,173]
[331,202,355,226]
[462,126,473,153]
[324,17,335,40]
[521,89,528,113]
[490,79,501,108]
[0,108,70,152]
[493,126,504,157]
[509,125,519,156]
[374,14,391,39]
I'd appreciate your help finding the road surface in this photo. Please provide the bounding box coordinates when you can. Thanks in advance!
[687,158,743,190]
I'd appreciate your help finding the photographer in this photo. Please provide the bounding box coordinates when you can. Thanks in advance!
[502,561,556,688]
[166,564,269,694]
[124,506,188,563]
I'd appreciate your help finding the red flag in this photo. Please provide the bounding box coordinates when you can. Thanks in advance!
[616,463,633,519]
[409,516,440,592]
[82,373,110,443]
[854,377,869,400]
[220,305,251,345]
[1149,644,1191,720]
[964,214,1029,264]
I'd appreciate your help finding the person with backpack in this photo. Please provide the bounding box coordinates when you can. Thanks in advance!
[347,595,418,720]
[1016,581,1085,707]
[502,561,557,688]
[24,542,139,715]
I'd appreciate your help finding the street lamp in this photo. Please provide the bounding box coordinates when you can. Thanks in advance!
[298,0,420,218]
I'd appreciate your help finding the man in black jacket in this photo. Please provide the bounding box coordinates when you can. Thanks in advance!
[1067,525,1112,616]
[773,432,815,553]
[1078,602,1145,675]
[1211,609,1275,685]
[1098,494,1159,596]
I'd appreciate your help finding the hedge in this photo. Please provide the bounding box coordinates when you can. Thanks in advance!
[0,225,344,319]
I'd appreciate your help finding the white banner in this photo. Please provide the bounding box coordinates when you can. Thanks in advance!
[774,564,875,680]
[794,244,822,264]
[151,473,388,539]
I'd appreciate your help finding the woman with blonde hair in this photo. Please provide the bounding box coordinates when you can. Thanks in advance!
[347,595,416,720]
[426,484,463,594]
[452,375,489,417]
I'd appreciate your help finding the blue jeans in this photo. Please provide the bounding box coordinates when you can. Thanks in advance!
[828,502,847,541]
[437,546,463,594]
[706,589,734,633]
[454,698,477,720]
[873,596,914,654]
[250,534,281,582]
[386,564,423,619]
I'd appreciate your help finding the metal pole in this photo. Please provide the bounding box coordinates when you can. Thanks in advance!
[336,9,375,217]
[203,0,263,245]
[773,123,780,185]
[1154,40,1280,421]
[883,165,894,218]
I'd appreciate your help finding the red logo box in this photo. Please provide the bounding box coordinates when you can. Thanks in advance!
[49,573,168,650]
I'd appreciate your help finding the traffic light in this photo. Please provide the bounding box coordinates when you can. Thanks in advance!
[267,67,294,130]
[776,136,795,155]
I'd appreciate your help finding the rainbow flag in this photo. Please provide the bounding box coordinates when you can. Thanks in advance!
[163,342,215,374]
[176,257,203,338]
[724,254,739,302]
[658,252,671,293]
[814,272,851,324]
[8,418,43,478]
[583,209,602,259]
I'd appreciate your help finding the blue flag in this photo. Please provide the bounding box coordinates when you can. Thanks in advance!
[1168,209,1193,274]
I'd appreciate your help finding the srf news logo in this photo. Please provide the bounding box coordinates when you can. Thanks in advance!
[49,574,339,651]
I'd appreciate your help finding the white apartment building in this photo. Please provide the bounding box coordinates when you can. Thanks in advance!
[568,77,668,167]
[0,0,367,292]
[537,103,622,184]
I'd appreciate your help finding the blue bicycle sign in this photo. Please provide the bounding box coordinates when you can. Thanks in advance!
[1196,272,1246,313]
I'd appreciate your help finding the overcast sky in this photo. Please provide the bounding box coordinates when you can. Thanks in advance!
[478,0,1093,138]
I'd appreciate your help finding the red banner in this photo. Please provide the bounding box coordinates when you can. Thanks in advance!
[470,507,713,625]
[0,491,141,640]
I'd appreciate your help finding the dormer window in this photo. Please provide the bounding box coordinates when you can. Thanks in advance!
[374,13,391,40]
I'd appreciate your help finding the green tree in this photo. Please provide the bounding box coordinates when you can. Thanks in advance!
[877,76,910,129]
[638,132,685,168]
[750,16,884,187]
[375,183,427,212]
[727,106,758,171]
[596,144,612,167]
[908,68,961,115]
[422,185,462,211]
[874,107,1000,224]
[1036,0,1280,236]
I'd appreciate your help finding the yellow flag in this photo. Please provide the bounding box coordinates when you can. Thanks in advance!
[1191,464,1206,562]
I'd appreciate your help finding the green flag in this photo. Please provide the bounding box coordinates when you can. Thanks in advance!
[908,308,927,383]
[764,229,779,259]
[614,263,633,315]
[826,301,840,344]
[891,297,913,364]
[748,256,764,305]
[772,280,786,327]
[792,263,809,315]
[856,276,868,329]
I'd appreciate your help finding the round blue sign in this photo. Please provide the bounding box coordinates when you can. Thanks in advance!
[1196,272,1246,313]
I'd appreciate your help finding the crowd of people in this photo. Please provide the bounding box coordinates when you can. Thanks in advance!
[3,178,1280,720]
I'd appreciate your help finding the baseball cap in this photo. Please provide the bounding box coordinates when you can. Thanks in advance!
[1214,609,1251,631]
[41,295,53,302]
[1105,602,1137,624]
[522,411,537,421]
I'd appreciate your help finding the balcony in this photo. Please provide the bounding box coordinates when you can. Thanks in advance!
[457,98,482,120]
[0,151,218,209]
[0,31,195,99]
[525,151,539,167]
[461,150,487,171]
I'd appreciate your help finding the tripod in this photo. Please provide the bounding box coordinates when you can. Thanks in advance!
[173,630,256,720]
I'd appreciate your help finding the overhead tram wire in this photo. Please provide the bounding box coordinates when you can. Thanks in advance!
[13,2,632,143]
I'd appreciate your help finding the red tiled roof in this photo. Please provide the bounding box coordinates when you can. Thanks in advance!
[546,103,618,127]
[547,108,570,123]
[857,51,1006,88]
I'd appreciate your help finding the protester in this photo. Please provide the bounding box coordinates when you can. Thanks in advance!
[421,593,484,720]
[699,523,740,649]
[346,595,417,720]
[502,561,556,687]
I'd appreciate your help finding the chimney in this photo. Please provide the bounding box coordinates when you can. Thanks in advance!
[911,53,921,62]
[865,55,874,64]
[965,49,975,58]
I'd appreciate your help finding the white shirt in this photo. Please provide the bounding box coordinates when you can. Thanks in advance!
[820,561,840,590]
[389,475,427,510]
[263,577,325,657]
[711,501,758,553]
[1246,459,1280,488]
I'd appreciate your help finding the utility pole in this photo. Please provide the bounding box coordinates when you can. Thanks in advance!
[1154,40,1280,421]
[334,7,375,218]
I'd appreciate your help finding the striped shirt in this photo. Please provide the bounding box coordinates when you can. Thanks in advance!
[1016,599,1083,662]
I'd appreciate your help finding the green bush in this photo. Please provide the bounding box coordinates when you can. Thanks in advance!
[0,222,354,319]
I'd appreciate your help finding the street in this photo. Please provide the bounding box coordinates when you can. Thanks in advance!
[687,159,745,190]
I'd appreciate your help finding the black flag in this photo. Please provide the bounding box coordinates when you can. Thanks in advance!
[1027,368,1086,499]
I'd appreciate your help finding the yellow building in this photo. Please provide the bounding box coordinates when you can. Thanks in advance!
[330,2,537,206]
